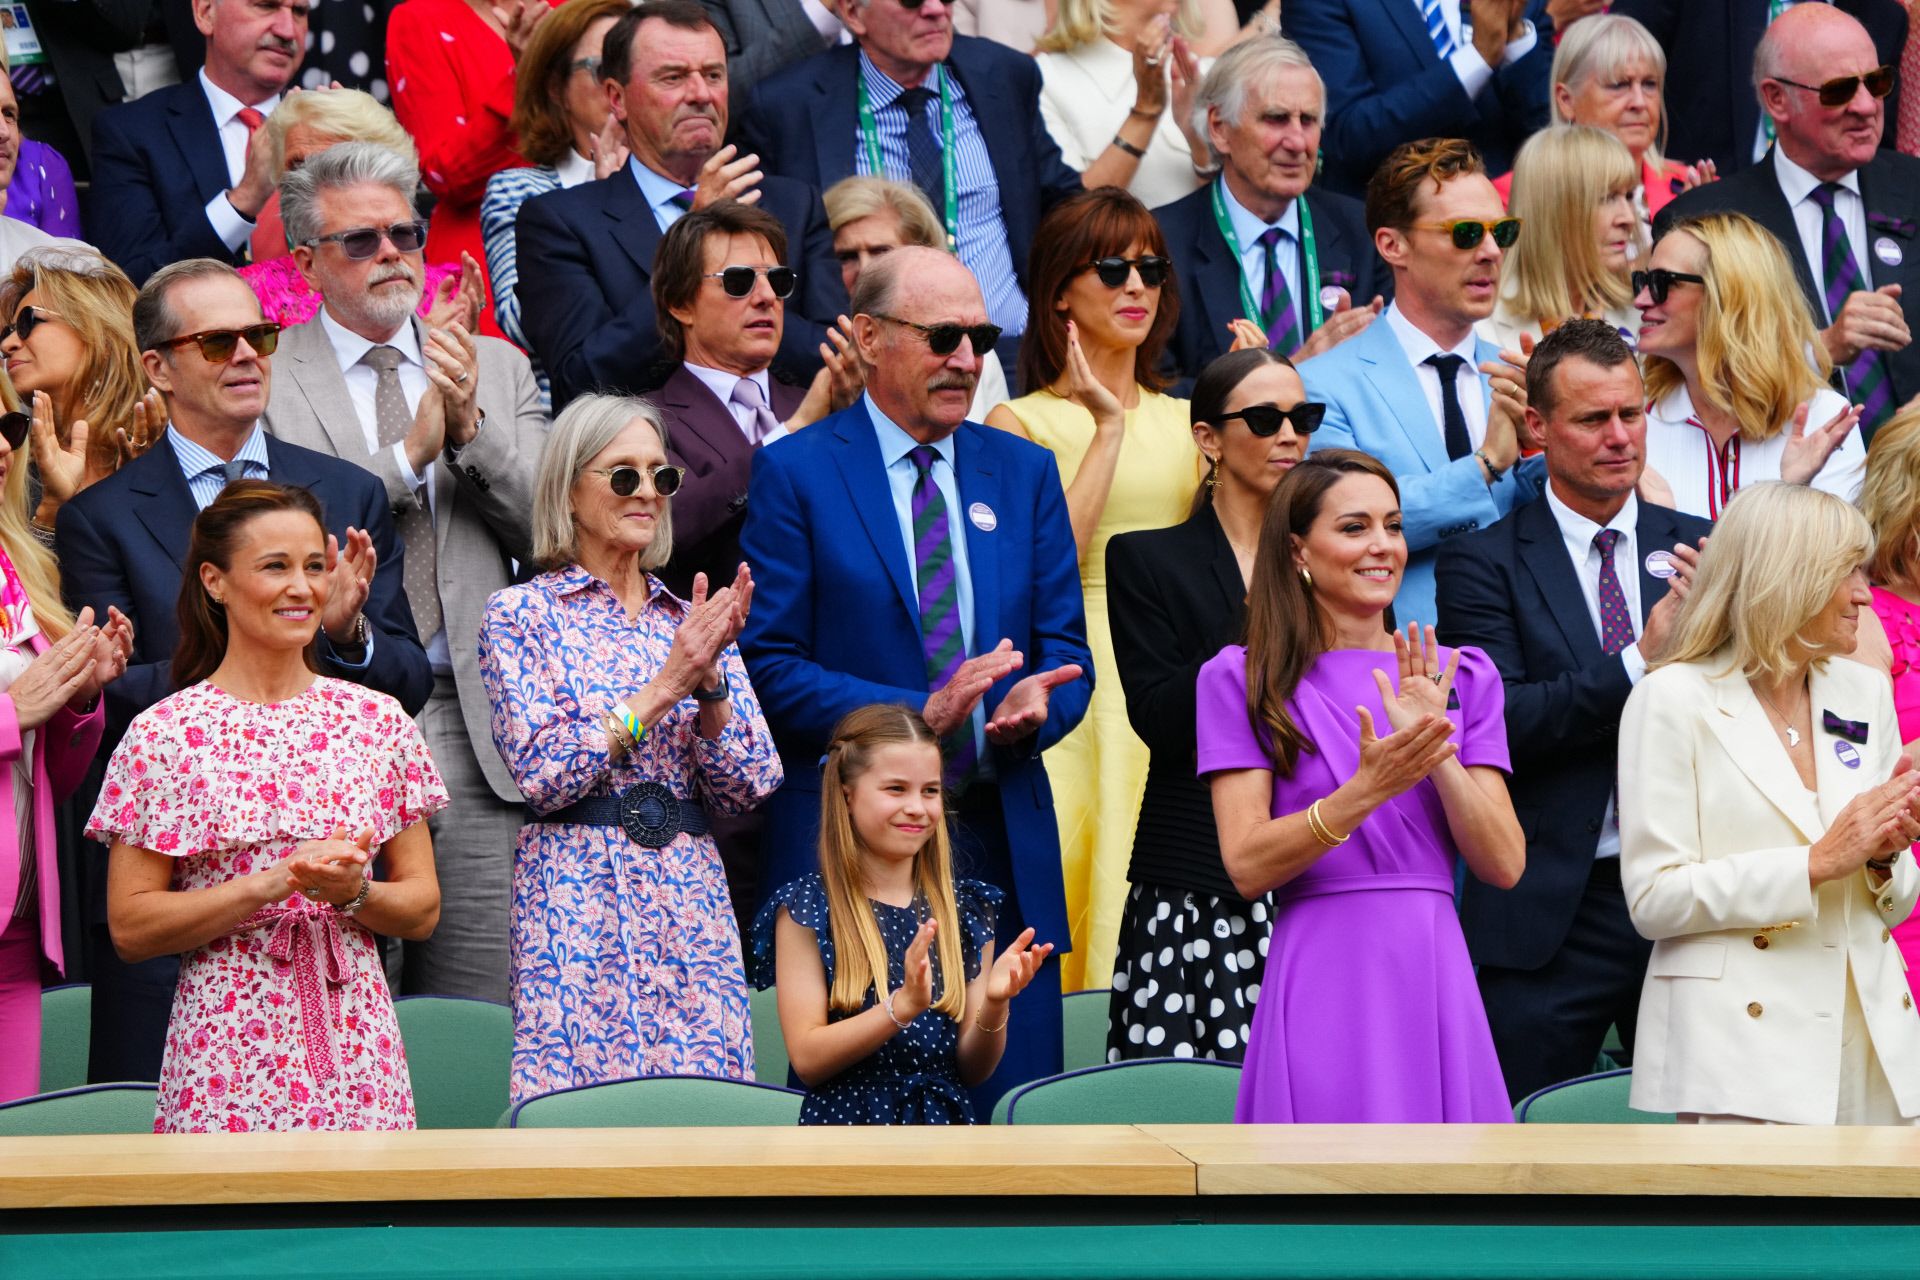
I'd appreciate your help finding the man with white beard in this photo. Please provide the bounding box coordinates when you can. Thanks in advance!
[264,141,547,1003]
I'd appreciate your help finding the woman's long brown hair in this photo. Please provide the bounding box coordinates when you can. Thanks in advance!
[1241,448,1400,775]
[173,481,327,689]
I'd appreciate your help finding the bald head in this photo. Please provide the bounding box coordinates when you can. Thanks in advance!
[1755,3,1887,180]
[851,247,988,442]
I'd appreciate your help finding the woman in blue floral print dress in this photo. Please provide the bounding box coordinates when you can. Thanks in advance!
[478,395,783,1105]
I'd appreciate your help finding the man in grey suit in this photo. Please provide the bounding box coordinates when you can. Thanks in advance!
[262,142,547,1004]
[698,0,837,97]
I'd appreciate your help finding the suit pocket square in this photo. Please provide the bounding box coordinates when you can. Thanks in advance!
[1822,710,1869,743]
[1867,212,1916,239]
[1322,270,1356,290]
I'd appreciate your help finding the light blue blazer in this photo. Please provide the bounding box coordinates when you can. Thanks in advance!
[1299,320,1544,625]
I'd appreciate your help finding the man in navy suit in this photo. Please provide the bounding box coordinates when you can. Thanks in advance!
[739,246,1090,1103]
[515,0,844,413]
[56,258,431,1083]
[87,0,307,282]
[1436,320,1709,1103]
[1284,0,1552,196]
[736,0,1085,368]
[1155,35,1389,387]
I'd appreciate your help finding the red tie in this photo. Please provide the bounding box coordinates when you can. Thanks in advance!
[236,106,266,133]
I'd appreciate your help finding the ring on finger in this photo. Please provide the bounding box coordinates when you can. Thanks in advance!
[1428,673,1444,685]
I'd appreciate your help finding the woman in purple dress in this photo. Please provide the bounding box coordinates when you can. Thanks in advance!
[1198,448,1524,1123]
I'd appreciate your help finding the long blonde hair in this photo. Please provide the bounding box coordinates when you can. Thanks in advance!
[0,247,143,479]
[0,409,73,642]
[818,705,967,1021]
[1500,125,1639,327]
[1652,483,1872,683]
[1036,0,1205,53]
[1641,214,1832,442]
[1859,405,1920,589]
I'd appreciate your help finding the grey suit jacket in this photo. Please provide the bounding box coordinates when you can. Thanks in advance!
[699,0,830,96]
[261,314,548,803]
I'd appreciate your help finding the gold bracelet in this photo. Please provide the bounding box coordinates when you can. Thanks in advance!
[604,711,634,756]
[1306,799,1350,848]
[975,1008,1010,1033]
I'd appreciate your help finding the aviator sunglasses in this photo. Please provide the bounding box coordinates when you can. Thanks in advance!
[0,305,63,345]
[1414,217,1523,250]
[872,314,1004,356]
[156,323,283,363]
[704,265,797,299]
[592,464,685,498]
[1772,64,1896,107]
[302,220,430,260]
[1084,255,1171,288]
[1217,402,1326,437]
[1631,268,1706,305]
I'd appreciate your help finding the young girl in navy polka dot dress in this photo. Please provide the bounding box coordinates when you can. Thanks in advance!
[750,705,1053,1125]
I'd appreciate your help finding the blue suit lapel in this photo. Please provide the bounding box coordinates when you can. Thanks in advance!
[127,445,200,571]
[1515,498,1605,665]
[810,46,861,188]
[1194,214,1244,338]
[603,168,664,279]
[1376,0,1442,67]
[830,410,921,627]
[1354,322,1449,471]
[954,424,1000,661]
[170,86,231,206]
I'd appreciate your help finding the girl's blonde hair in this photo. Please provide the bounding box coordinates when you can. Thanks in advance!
[1642,213,1832,442]
[1500,125,1639,326]
[1036,0,1204,54]
[1549,12,1670,167]
[0,246,143,481]
[1653,482,1873,683]
[1859,405,1920,589]
[818,705,966,1021]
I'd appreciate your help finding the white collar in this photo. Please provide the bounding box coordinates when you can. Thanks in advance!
[1773,144,1862,208]
[1216,175,1299,253]
[320,307,423,376]
[865,393,956,468]
[198,67,280,130]
[555,147,595,189]
[1384,300,1478,367]
[684,361,771,409]
[1544,481,1638,549]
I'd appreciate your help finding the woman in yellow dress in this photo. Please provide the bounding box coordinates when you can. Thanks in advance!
[986,186,1199,990]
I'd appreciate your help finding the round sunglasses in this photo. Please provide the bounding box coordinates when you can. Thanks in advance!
[1082,255,1171,288]
[703,265,797,299]
[156,323,282,363]
[1217,402,1326,437]
[1631,268,1706,305]
[872,314,1003,357]
[591,463,686,498]
[0,305,63,345]
[302,220,430,261]
[1413,217,1523,250]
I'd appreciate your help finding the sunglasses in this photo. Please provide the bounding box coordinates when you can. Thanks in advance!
[704,265,797,299]
[1631,268,1706,305]
[1413,217,1523,250]
[591,463,685,498]
[303,220,430,260]
[0,411,28,451]
[1217,402,1326,437]
[871,314,1003,357]
[157,323,283,363]
[1084,255,1171,288]
[1772,64,1896,107]
[0,305,62,345]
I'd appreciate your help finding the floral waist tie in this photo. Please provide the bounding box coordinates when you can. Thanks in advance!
[262,904,351,1082]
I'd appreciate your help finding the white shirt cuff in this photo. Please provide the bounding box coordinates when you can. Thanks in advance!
[1449,45,1493,97]
[760,424,790,447]
[1621,641,1648,687]
[1504,21,1537,63]
[206,192,255,253]
[392,442,427,498]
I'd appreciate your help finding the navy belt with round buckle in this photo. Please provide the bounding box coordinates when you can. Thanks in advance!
[530,781,711,849]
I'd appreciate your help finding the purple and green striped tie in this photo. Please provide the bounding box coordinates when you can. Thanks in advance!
[1810,182,1893,433]
[909,446,976,781]
[1257,227,1301,354]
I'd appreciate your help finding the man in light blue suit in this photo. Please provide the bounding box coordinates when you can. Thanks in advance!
[739,246,1091,1106]
[1300,136,1541,625]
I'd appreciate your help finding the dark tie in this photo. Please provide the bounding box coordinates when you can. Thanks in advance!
[1424,353,1473,461]
[1256,227,1300,354]
[364,344,441,642]
[1593,529,1635,655]
[1810,182,1893,432]
[894,86,945,213]
[908,445,975,781]
[669,188,695,212]
[222,459,249,485]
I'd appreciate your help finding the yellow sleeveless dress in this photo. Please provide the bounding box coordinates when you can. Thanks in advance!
[998,388,1199,990]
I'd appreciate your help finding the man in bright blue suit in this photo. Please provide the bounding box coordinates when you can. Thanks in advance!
[1283,0,1552,197]
[739,246,1091,1104]
[1301,137,1541,626]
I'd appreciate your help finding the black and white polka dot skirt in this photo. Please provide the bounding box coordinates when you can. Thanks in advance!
[1105,882,1271,1063]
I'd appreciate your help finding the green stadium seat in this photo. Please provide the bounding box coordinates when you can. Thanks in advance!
[393,996,512,1130]
[992,1057,1242,1125]
[1514,1068,1675,1123]
[1060,989,1111,1071]
[38,984,93,1094]
[751,985,790,1085]
[0,1083,158,1136]
[508,1074,806,1127]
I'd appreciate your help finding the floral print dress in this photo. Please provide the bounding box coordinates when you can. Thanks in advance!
[478,566,784,1105]
[86,678,448,1133]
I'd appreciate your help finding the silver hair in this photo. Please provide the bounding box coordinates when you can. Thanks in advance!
[280,141,422,252]
[1551,13,1667,121]
[532,394,676,570]
[133,258,250,353]
[1188,35,1324,165]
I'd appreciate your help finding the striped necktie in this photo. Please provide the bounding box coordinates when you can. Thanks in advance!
[1810,182,1893,433]
[1420,0,1455,60]
[908,445,976,782]
[1256,227,1300,353]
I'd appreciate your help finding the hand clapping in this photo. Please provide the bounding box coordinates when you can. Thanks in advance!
[663,563,753,696]
[1350,624,1459,804]
[984,926,1053,1004]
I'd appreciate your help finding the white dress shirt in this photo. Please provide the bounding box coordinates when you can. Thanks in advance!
[1384,301,1488,450]
[1642,383,1866,521]
[1422,0,1538,101]
[1219,177,1304,345]
[199,68,280,253]
[1775,144,1870,324]
[683,362,789,446]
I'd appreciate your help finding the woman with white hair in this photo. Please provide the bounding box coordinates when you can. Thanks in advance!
[1622,482,1920,1124]
[477,394,783,1105]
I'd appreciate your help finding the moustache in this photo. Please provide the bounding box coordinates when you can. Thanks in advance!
[369,264,421,288]
[259,36,300,55]
[928,373,977,394]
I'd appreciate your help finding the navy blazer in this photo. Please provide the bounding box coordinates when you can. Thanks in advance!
[1434,494,1710,971]
[55,432,434,749]
[737,37,1084,294]
[736,401,1092,947]
[514,166,846,412]
[1154,181,1388,386]
[88,80,248,285]
[1283,0,1553,196]
[1655,146,1920,440]
[1611,0,1906,177]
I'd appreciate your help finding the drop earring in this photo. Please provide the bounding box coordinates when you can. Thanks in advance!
[1299,567,1313,588]
[1205,458,1220,491]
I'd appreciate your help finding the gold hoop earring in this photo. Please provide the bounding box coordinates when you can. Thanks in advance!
[1299,567,1313,589]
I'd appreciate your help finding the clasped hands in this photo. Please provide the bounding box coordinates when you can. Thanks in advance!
[922,638,1083,746]
[269,825,375,908]
[1811,757,1920,887]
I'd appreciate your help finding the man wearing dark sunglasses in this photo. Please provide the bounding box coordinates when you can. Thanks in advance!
[1298,136,1543,627]
[516,1,846,412]
[54,257,433,1084]
[1653,2,1920,443]
[739,246,1091,1106]
[261,143,550,1005]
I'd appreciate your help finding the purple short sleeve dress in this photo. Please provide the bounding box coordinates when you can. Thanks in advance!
[1196,644,1514,1123]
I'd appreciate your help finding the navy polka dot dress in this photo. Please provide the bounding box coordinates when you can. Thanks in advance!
[750,873,1001,1125]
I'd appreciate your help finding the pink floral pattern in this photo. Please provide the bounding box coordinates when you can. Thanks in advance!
[238,256,462,329]
[86,678,449,1133]
[477,566,783,1104]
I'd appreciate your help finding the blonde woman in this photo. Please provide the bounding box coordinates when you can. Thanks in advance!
[1480,126,1641,354]
[1635,213,1864,521]
[1621,483,1920,1124]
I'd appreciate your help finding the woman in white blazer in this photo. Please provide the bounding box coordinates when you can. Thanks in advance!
[1620,482,1920,1124]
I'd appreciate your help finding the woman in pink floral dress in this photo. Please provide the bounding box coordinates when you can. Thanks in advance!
[93,483,447,1133]
[478,394,782,1106]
